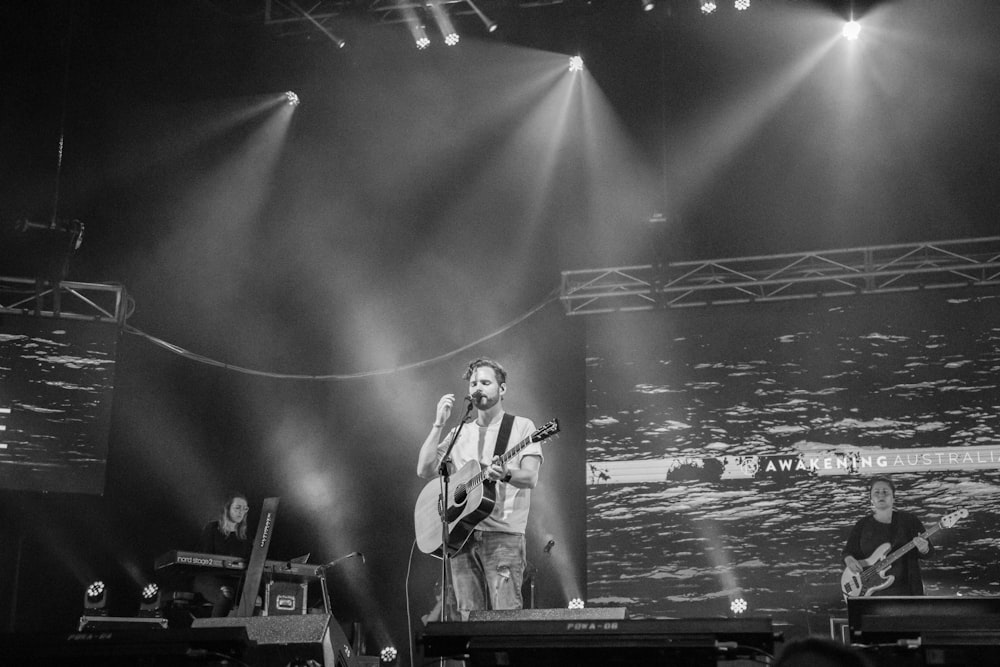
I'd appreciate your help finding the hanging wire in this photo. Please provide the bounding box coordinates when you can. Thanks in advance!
[49,0,78,227]
[124,286,562,381]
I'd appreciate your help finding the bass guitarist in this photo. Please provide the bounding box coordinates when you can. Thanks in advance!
[416,358,542,618]
[842,477,932,596]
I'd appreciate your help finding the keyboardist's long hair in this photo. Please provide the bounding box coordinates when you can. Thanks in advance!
[219,492,249,541]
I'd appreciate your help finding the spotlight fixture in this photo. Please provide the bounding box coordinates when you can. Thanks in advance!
[466,0,497,32]
[568,55,584,73]
[415,24,430,49]
[700,0,717,14]
[427,0,459,47]
[138,583,162,617]
[842,20,861,40]
[284,91,300,106]
[734,0,750,9]
[84,580,108,615]
[730,597,748,614]
[379,646,398,664]
[400,4,430,50]
[641,0,655,10]
[567,597,585,610]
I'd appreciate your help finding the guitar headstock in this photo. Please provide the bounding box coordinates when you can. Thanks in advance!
[939,508,969,529]
[532,419,560,442]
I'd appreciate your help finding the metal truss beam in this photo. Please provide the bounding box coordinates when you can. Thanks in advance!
[264,0,566,32]
[0,277,127,324]
[560,237,1000,316]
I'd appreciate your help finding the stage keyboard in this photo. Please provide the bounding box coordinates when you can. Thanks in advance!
[154,550,325,580]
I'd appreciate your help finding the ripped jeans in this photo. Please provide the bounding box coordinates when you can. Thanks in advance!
[449,530,525,618]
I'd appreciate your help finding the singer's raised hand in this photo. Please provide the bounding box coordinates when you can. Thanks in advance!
[435,393,455,427]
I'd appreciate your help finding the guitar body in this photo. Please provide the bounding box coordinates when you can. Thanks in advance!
[841,542,894,597]
[414,459,497,558]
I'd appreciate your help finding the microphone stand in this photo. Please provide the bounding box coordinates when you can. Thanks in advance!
[436,397,476,624]
[315,552,365,616]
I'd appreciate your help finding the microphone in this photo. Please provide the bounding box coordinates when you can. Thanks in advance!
[543,539,556,553]
[466,391,484,405]
[322,551,365,571]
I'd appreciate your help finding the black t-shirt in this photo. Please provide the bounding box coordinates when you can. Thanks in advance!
[842,510,932,596]
[198,521,250,558]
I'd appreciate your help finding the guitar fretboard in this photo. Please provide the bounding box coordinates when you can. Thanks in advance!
[459,420,558,493]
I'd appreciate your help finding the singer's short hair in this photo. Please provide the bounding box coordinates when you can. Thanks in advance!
[464,358,507,385]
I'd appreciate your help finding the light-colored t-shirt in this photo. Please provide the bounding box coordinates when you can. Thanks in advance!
[436,413,542,534]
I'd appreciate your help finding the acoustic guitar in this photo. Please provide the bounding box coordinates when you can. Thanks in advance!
[414,419,559,558]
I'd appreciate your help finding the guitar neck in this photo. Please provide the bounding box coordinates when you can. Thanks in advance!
[878,522,941,569]
[467,431,535,489]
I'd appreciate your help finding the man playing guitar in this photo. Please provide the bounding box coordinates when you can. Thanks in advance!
[416,358,543,618]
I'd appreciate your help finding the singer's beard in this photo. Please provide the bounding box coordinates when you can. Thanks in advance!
[475,394,500,410]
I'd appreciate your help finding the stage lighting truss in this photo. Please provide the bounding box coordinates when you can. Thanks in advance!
[559,237,1000,316]
[0,276,127,323]
[265,0,505,45]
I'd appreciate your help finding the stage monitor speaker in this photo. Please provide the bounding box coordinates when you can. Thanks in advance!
[847,595,1000,643]
[0,626,254,666]
[420,616,775,667]
[193,613,358,667]
[468,607,627,622]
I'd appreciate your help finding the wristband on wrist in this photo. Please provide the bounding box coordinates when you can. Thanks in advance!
[433,422,444,428]
[502,470,513,484]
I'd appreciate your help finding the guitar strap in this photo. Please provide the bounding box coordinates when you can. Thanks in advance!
[492,413,516,459]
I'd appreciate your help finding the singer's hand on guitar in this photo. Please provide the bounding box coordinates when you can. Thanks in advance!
[486,456,508,483]
[435,394,455,427]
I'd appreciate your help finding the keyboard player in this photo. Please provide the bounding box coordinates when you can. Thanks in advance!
[192,491,251,617]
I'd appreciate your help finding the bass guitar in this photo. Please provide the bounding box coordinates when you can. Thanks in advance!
[841,508,968,597]
[414,419,560,558]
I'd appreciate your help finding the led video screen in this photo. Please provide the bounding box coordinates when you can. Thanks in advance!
[585,289,1000,635]
[0,314,118,494]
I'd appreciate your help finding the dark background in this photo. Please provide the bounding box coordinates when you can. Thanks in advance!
[1,0,999,664]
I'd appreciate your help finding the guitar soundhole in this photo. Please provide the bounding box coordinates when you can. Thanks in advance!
[454,485,467,505]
